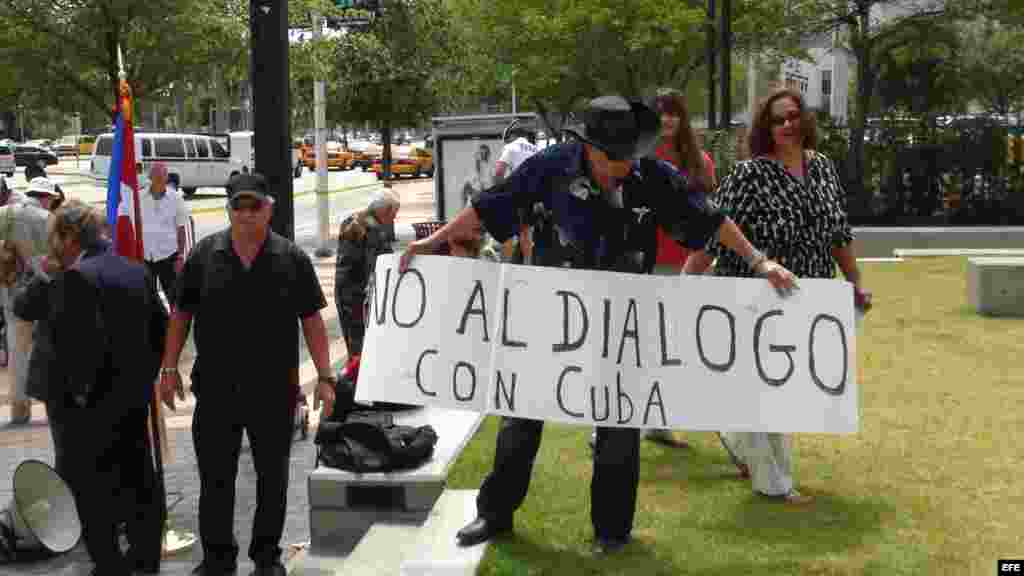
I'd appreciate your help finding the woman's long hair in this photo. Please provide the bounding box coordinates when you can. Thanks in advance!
[655,91,711,193]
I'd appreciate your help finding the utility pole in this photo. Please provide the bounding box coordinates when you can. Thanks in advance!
[313,11,332,257]
[250,0,294,241]
[719,0,732,130]
[707,0,716,131]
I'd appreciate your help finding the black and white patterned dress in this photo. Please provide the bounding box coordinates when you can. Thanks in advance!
[706,150,854,280]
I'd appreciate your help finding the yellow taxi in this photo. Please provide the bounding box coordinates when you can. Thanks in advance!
[351,143,381,171]
[302,141,354,171]
[370,146,434,179]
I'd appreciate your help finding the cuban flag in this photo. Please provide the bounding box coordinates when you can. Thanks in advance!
[106,77,143,260]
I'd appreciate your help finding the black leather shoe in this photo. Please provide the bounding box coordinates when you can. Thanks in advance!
[191,563,238,576]
[133,559,160,575]
[455,516,512,546]
[249,560,286,576]
[593,534,631,554]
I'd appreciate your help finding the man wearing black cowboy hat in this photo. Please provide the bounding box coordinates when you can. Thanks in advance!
[400,95,799,553]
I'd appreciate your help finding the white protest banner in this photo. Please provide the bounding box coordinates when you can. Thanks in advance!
[357,256,858,434]
[356,254,500,413]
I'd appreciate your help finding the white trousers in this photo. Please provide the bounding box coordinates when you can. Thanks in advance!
[719,432,794,496]
[3,287,33,404]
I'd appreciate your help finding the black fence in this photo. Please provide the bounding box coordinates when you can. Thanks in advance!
[816,116,1024,226]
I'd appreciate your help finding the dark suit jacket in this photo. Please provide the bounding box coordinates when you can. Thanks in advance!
[12,270,58,403]
[50,244,168,415]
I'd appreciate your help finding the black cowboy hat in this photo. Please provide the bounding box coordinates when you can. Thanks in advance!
[562,95,660,161]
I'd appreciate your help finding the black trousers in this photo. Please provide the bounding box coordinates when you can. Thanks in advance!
[192,393,295,569]
[475,417,640,540]
[336,302,365,357]
[144,253,179,301]
[66,404,164,575]
[44,401,69,481]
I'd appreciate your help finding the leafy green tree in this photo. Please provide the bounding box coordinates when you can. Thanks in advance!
[449,0,813,140]
[790,0,962,215]
[958,18,1024,116]
[874,20,964,123]
[0,0,252,123]
[324,0,462,176]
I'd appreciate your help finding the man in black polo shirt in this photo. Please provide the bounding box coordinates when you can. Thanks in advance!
[158,173,337,576]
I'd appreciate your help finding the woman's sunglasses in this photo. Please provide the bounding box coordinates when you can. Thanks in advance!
[769,110,802,127]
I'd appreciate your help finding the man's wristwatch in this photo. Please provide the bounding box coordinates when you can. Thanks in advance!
[161,367,179,376]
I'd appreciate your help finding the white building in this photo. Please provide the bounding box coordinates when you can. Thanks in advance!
[745,31,852,126]
[745,1,944,127]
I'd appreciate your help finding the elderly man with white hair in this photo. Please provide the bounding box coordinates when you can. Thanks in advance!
[139,161,189,302]
[333,187,401,357]
[0,176,61,424]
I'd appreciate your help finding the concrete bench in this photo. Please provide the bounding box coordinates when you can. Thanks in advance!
[293,490,485,576]
[307,406,484,555]
[967,257,1024,317]
[894,248,1024,258]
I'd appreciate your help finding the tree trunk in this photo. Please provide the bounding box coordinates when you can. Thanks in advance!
[107,26,119,124]
[382,120,393,179]
[847,4,874,219]
[175,84,186,131]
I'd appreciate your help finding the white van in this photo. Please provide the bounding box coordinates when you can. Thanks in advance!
[91,132,246,197]
[226,131,303,179]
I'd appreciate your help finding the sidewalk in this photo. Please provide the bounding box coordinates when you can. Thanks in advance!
[0,179,436,576]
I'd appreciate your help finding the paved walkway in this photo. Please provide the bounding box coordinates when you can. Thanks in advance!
[0,180,436,576]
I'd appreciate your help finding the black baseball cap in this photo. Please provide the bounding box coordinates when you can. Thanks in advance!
[227,173,272,203]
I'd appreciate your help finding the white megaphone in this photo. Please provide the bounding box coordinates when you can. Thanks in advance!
[0,460,82,559]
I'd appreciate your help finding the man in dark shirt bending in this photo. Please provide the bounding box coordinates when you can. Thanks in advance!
[400,96,798,554]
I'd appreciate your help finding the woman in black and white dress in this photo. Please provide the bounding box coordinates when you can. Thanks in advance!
[685,88,871,504]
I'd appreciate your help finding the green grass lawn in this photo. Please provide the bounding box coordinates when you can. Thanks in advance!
[446,257,1024,576]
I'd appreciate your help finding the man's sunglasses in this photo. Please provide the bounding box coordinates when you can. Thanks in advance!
[229,197,266,212]
[769,110,802,127]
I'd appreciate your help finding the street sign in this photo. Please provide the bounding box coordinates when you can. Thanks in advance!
[328,0,378,28]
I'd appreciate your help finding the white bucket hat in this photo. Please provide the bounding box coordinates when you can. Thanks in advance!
[26,177,58,197]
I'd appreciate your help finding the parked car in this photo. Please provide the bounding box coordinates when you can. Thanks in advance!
[350,141,381,171]
[78,134,96,155]
[370,145,433,179]
[227,131,303,179]
[53,136,82,156]
[0,144,15,177]
[302,141,353,171]
[14,145,59,169]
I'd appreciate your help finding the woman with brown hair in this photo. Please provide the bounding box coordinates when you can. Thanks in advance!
[685,88,871,504]
[640,90,719,447]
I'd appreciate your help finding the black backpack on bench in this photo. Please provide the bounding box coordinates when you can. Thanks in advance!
[315,413,438,473]
[314,358,437,473]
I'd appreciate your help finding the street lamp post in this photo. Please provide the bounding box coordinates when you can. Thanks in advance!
[250,0,294,241]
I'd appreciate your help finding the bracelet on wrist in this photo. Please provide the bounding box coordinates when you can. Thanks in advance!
[161,367,179,375]
[744,249,767,270]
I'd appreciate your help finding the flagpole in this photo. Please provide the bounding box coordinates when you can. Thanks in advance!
[117,43,195,557]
